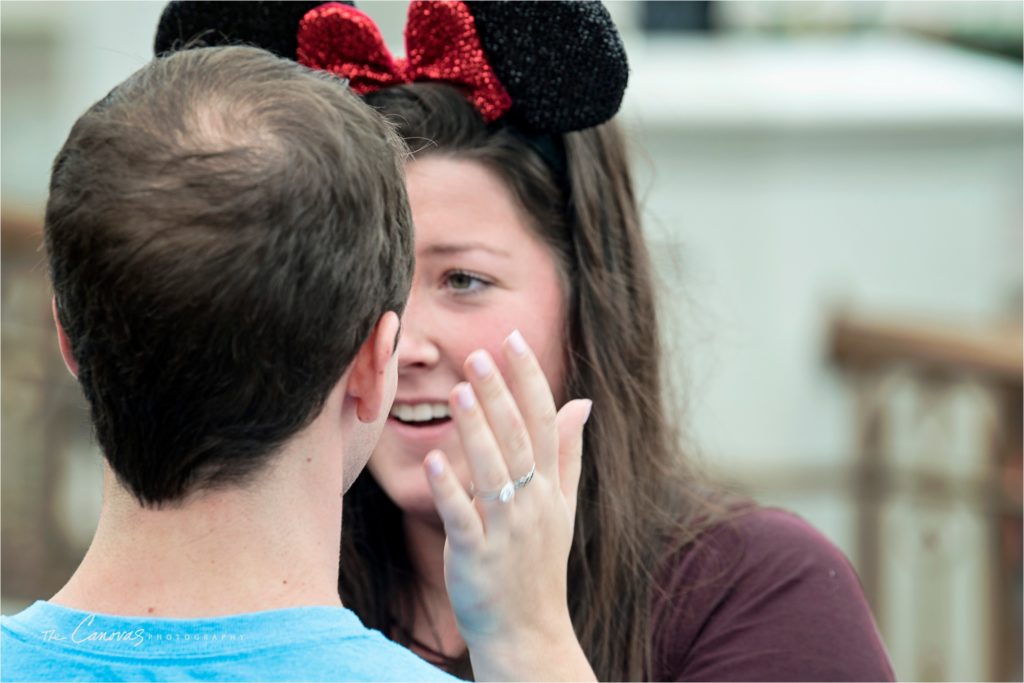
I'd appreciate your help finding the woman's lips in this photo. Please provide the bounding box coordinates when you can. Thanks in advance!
[385,415,455,449]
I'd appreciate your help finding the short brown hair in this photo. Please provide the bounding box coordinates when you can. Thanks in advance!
[45,46,412,506]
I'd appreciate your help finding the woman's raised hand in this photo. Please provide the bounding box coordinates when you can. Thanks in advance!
[421,329,595,681]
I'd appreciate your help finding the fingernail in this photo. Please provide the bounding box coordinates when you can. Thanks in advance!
[581,399,594,424]
[426,452,444,478]
[469,351,492,379]
[457,384,475,411]
[507,329,527,356]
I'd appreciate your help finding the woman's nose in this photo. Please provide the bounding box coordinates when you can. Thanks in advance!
[397,296,440,370]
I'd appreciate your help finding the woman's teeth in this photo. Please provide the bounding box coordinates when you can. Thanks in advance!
[390,402,451,423]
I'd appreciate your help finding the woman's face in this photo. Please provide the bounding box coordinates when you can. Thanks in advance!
[368,156,566,521]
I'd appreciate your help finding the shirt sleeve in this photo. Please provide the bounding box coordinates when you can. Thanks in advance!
[650,507,895,682]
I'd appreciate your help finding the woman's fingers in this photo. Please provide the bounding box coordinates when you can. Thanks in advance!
[555,399,593,518]
[423,450,484,549]
[449,382,513,523]
[463,350,536,484]
[500,330,560,477]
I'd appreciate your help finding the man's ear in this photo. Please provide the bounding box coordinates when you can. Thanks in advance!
[52,297,79,378]
[347,311,401,423]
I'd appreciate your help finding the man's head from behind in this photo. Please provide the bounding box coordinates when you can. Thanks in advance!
[45,46,412,507]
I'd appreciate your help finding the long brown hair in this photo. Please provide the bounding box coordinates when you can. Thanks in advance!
[340,83,723,680]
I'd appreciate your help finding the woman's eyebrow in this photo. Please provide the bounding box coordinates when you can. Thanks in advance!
[419,242,511,258]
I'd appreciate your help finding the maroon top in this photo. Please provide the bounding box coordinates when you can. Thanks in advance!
[650,507,894,681]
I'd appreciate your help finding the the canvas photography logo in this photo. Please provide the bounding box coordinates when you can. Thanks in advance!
[39,613,247,648]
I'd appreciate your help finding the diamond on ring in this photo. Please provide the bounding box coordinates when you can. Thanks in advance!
[498,481,515,502]
[474,479,516,503]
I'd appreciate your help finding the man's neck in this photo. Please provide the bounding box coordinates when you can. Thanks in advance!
[53,447,345,618]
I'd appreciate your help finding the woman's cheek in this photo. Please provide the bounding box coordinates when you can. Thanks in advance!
[448,310,513,366]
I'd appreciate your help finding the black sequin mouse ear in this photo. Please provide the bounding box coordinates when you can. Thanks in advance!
[464,0,628,134]
[153,1,345,59]
[154,1,627,135]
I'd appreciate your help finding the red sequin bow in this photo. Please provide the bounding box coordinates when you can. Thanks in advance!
[297,1,512,122]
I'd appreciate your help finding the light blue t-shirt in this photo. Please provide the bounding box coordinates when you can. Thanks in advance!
[1,601,459,682]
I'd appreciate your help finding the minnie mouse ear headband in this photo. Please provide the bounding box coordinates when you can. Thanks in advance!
[154,1,628,136]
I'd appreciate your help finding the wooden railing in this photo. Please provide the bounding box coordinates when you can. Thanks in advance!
[830,312,1022,682]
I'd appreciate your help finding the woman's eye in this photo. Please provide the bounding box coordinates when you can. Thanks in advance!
[443,270,489,294]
